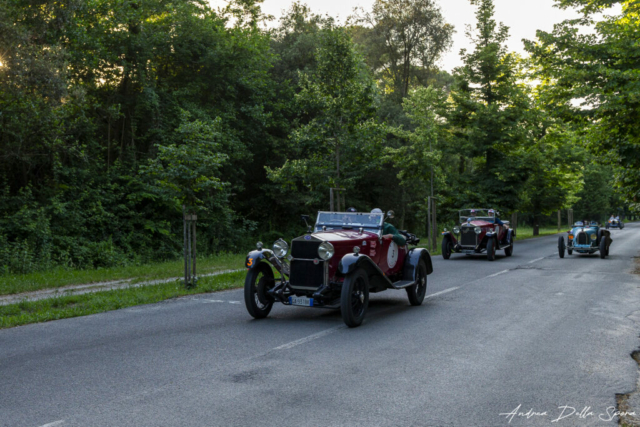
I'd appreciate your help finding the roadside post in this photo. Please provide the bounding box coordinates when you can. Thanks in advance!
[558,210,561,232]
[511,212,518,234]
[183,206,197,288]
[568,209,573,228]
[330,188,346,212]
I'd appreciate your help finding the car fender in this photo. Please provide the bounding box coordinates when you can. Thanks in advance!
[402,248,434,282]
[442,231,458,245]
[338,253,384,277]
[245,250,267,270]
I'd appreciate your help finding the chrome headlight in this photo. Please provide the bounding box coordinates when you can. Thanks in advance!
[474,227,482,235]
[272,239,289,258]
[453,227,460,235]
[590,234,597,241]
[318,242,335,261]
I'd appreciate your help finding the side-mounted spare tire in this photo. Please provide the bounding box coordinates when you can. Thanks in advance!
[558,236,566,259]
[341,268,370,328]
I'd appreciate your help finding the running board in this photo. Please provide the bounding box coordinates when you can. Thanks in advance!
[391,280,415,290]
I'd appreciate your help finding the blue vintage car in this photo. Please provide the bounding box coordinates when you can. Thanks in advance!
[606,217,625,229]
[558,221,612,259]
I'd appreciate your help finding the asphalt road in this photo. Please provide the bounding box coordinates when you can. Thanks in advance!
[2,225,640,427]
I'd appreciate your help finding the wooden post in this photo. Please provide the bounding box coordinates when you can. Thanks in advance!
[511,212,517,233]
[183,206,188,286]
[330,188,334,212]
[427,197,432,251]
[432,199,437,251]
[192,220,197,279]
[558,210,561,232]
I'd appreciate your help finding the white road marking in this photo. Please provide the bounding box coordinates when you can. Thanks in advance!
[273,286,462,351]
[528,257,545,264]
[425,287,460,299]
[201,299,225,303]
[487,270,509,278]
[274,326,346,350]
[38,421,64,427]
[228,301,241,304]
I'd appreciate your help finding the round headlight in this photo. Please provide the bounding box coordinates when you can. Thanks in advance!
[318,242,335,261]
[590,234,597,240]
[474,227,482,235]
[453,227,460,234]
[272,239,289,258]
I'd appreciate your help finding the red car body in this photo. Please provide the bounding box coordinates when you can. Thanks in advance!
[243,211,433,327]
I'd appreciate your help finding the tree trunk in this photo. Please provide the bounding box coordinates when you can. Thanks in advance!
[533,214,540,236]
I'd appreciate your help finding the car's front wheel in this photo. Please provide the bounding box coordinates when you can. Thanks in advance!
[504,234,514,257]
[599,238,607,259]
[441,237,453,260]
[341,268,370,328]
[487,237,497,261]
[406,260,428,306]
[244,262,275,319]
[558,236,566,259]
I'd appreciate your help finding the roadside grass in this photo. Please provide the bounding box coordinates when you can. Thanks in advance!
[0,270,247,329]
[0,253,245,296]
[514,226,562,240]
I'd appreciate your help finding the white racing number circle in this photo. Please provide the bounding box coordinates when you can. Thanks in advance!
[387,241,399,269]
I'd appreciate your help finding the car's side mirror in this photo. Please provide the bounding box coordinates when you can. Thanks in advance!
[386,210,395,219]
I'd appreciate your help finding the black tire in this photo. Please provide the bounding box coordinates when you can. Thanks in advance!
[504,232,514,257]
[441,237,453,260]
[487,237,496,261]
[567,248,573,255]
[406,260,428,306]
[341,268,370,328]
[597,230,603,246]
[558,236,566,259]
[244,262,275,319]
[599,237,607,259]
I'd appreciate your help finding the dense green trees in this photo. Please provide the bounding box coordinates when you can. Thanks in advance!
[0,0,633,275]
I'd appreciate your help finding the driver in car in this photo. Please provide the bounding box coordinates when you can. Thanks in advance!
[371,208,406,246]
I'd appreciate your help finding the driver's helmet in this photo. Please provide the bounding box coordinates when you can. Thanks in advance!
[346,207,357,213]
[488,209,495,217]
[470,209,476,216]
[371,208,383,214]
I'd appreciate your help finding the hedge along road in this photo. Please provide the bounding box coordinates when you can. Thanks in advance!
[1,225,640,427]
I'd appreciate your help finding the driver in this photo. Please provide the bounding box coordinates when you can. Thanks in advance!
[371,208,406,246]
[488,209,505,226]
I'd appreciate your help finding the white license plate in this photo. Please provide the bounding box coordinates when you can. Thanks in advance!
[289,297,314,307]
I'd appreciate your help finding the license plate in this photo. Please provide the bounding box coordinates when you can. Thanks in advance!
[289,296,314,307]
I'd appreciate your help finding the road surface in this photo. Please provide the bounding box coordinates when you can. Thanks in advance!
[2,225,640,426]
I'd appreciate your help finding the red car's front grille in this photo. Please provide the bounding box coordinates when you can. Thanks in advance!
[290,260,324,289]
[460,227,476,247]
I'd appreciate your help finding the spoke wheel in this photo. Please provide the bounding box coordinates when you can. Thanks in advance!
[442,237,452,260]
[487,238,496,261]
[244,262,275,319]
[341,268,369,328]
[406,260,428,306]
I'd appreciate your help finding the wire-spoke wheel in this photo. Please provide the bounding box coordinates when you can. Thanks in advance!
[244,262,275,319]
[487,237,496,261]
[406,260,428,306]
[341,268,369,328]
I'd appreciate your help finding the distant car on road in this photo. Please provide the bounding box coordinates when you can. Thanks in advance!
[607,218,624,229]
[558,221,612,259]
[243,210,434,327]
[441,209,515,261]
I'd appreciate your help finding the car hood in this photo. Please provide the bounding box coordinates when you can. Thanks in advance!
[461,220,493,227]
[312,230,378,242]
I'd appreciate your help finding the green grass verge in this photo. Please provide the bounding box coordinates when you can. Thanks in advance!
[0,253,245,296]
[0,270,247,329]
[514,226,562,240]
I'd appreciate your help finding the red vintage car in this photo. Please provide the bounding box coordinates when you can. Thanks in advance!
[441,209,514,261]
[243,211,434,327]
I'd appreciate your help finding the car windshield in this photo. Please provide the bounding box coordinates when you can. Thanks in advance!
[459,209,495,223]
[315,212,384,232]
[574,221,584,227]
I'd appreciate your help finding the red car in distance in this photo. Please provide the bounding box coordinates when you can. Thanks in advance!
[441,209,515,261]
[243,210,434,327]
